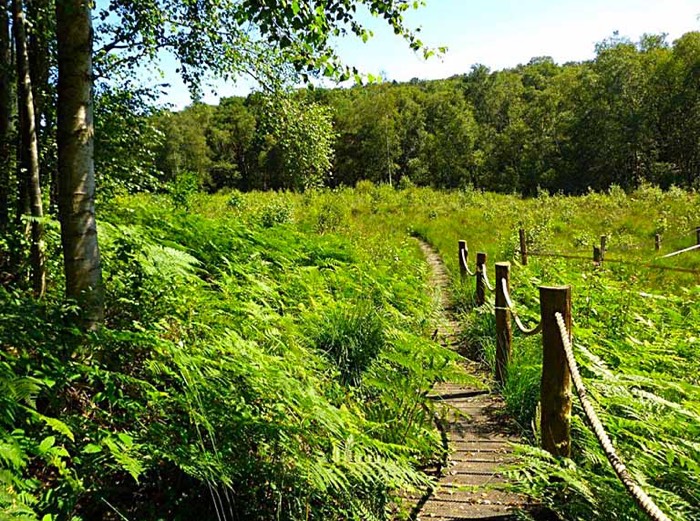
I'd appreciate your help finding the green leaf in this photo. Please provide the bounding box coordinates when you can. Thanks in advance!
[83,443,103,454]
[37,436,56,455]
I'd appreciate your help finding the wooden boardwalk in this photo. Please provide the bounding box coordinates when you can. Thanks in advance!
[416,241,533,520]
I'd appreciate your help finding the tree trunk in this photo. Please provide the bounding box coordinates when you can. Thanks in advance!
[13,0,45,297]
[27,0,56,212]
[0,1,11,231]
[56,0,103,328]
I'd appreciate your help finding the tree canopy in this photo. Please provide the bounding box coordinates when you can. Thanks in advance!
[95,0,432,91]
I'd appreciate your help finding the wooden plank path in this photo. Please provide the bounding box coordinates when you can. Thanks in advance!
[416,241,533,520]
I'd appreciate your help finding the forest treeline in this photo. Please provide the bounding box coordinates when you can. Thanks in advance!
[150,31,700,195]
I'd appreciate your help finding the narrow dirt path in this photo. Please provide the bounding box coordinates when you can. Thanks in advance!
[416,240,532,520]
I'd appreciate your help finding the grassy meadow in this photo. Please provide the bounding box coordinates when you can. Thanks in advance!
[2,183,699,520]
[2,188,473,520]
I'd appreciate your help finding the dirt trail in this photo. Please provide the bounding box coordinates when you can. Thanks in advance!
[416,240,533,520]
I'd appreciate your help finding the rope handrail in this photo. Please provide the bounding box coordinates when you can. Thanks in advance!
[460,248,475,277]
[553,312,672,521]
[527,251,700,275]
[500,278,542,336]
[481,264,494,291]
[660,243,700,258]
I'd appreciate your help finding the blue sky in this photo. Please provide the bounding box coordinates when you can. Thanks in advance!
[155,0,700,108]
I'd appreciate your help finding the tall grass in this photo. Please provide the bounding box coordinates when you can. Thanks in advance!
[2,183,698,520]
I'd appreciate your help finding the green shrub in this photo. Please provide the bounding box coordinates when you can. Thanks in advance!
[315,201,345,234]
[226,190,245,209]
[168,171,199,209]
[259,202,292,227]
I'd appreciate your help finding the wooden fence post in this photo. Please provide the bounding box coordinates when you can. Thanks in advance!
[539,285,572,458]
[475,252,486,306]
[519,228,528,265]
[458,240,467,280]
[495,262,512,385]
[655,233,661,251]
[600,235,607,260]
[593,246,602,263]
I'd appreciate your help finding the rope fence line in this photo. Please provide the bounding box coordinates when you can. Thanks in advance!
[460,247,475,276]
[660,243,700,258]
[527,251,700,275]
[454,236,680,521]
[657,227,699,242]
[481,264,495,292]
[517,224,700,272]
[500,278,542,336]
[554,313,672,521]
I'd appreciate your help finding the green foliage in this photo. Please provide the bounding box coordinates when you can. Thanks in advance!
[94,84,164,197]
[94,0,430,90]
[152,30,700,194]
[256,94,336,191]
[315,199,346,234]
[1,189,470,520]
[333,185,698,521]
[259,201,292,227]
[226,190,245,210]
[5,181,698,520]
[168,171,200,209]
[312,303,385,386]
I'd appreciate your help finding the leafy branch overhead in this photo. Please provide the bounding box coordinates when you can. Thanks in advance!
[95,0,436,88]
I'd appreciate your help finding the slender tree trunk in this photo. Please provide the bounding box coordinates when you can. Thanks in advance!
[13,0,45,297]
[0,1,11,231]
[27,0,56,212]
[26,0,49,132]
[13,12,28,235]
[56,0,103,328]
[15,105,29,228]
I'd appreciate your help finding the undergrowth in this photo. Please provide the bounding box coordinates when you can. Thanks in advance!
[3,183,698,520]
[316,183,699,521]
[1,192,469,520]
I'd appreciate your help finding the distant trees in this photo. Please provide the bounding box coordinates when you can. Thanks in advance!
[154,31,700,195]
[255,94,335,191]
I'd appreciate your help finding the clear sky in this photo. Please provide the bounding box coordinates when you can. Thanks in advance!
[157,0,700,108]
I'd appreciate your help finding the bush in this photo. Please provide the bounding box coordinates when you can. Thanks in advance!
[259,202,292,227]
[169,171,199,209]
[226,190,245,210]
[315,201,345,234]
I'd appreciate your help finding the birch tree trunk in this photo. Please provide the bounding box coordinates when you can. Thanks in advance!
[13,0,45,297]
[56,0,103,327]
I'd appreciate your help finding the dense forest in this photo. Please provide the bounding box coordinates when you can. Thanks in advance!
[152,31,700,195]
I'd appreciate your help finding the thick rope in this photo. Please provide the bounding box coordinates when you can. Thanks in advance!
[500,279,542,336]
[460,248,475,277]
[528,251,700,275]
[554,313,672,521]
[481,264,495,291]
[660,243,700,258]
